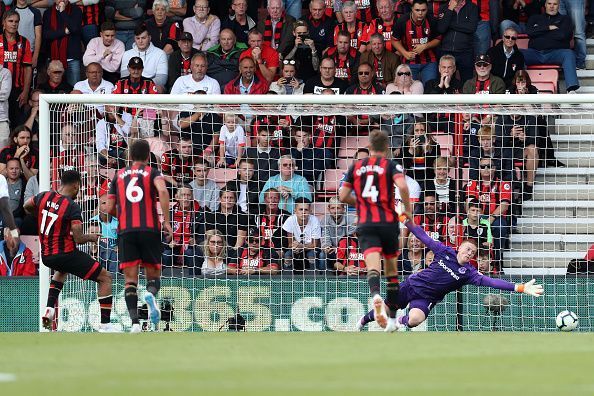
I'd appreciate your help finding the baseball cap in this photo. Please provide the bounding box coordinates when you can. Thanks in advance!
[177,31,193,41]
[474,54,491,65]
[128,57,144,69]
[47,60,65,73]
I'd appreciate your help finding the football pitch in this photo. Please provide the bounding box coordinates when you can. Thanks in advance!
[1,332,593,396]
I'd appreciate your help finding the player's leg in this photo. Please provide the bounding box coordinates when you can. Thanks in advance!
[123,265,141,330]
[42,271,67,330]
[141,231,164,327]
[397,299,432,329]
[95,269,114,330]
[364,251,387,328]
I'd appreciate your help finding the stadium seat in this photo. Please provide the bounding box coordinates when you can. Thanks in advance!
[527,69,559,94]
[336,158,350,171]
[311,201,327,218]
[99,168,116,180]
[516,35,529,49]
[209,168,237,187]
[338,136,370,158]
[320,169,344,195]
[146,137,171,159]
[434,134,453,157]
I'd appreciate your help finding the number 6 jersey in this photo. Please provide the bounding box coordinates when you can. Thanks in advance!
[108,164,163,234]
[343,156,405,225]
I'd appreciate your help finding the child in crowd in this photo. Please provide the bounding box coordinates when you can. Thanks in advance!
[217,114,246,168]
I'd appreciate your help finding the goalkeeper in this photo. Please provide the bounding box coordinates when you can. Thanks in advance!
[357,214,544,332]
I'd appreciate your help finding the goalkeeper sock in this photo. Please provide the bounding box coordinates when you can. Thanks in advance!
[146,279,160,297]
[362,310,375,326]
[98,295,113,324]
[385,277,400,319]
[399,315,411,328]
[367,269,381,297]
[124,282,139,325]
[46,280,64,308]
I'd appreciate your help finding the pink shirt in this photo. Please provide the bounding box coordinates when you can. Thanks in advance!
[182,15,221,51]
[82,37,125,73]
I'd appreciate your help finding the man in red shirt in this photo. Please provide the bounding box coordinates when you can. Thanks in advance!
[224,56,270,94]
[227,229,280,275]
[323,30,360,83]
[465,157,511,264]
[240,29,279,82]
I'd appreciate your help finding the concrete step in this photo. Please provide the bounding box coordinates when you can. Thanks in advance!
[516,217,594,234]
[522,199,594,217]
[503,251,581,269]
[551,151,594,167]
[509,234,594,253]
[586,54,594,68]
[575,69,594,86]
[553,118,594,134]
[535,167,594,184]
[532,183,594,200]
[551,134,594,151]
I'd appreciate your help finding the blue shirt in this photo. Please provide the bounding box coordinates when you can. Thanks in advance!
[259,174,313,214]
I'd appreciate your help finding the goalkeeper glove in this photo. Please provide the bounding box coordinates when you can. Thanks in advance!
[515,279,544,297]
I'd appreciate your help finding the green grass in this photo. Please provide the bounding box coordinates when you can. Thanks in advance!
[1,332,594,396]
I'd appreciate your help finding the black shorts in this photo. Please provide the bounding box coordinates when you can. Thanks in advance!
[42,250,102,281]
[118,231,162,269]
[357,224,400,259]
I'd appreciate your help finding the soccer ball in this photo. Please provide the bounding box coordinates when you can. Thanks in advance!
[555,310,578,332]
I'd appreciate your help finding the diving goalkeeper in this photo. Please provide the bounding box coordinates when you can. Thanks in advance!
[357,214,544,332]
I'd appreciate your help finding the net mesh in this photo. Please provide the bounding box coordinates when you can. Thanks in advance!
[41,98,594,332]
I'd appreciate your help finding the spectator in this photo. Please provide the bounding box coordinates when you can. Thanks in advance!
[38,60,72,94]
[95,105,136,169]
[360,33,400,86]
[424,156,459,216]
[334,227,365,275]
[0,228,36,276]
[253,188,291,252]
[223,56,270,94]
[400,121,441,188]
[82,21,125,84]
[399,232,426,275]
[463,199,493,256]
[5,158,26,225]
[244,125,281,184]
[0,63,10,149]
[171,52,221,94]
[225,158,260,213]
[259,154,313,214]
[120,24,168,91]
[167,32,199,92]
[228,229,281,275]
[269,59,305,95]
[89,195,119,272]
[465,157,512,263]
[323,30,359,84]
[176,90,223,157]
[386,63,424,94]
[306,0,336,49]
[283,0,303,20]
[1,10,33,126]
[197,229,230,276]
[206,29,247,90]
[508,69,539,94]
[469,125,511,181]
[12,0,42,70]
[106,0,146,50]
[22,90,40,142]
[345,62,385,94]
[249,106,293,150]
[559,0,586,70]
[72,63,115,116]
[303,57,349,94]
[221,0,256,45]
[203,188,249,250]
[290,128,329,183]
[437,0,479,83]
[487,27,526,89]
[216,113,246,168]
[146,0,181,55]
[392,0,441,84]
[360,0,398,53]
[477,249,493,273]
[462,54,506,94]
[522,0,580,92]
[414,192,451,242]
[76,0,101,45]
[499,0,535,34]
[0,125,37,180]
[42,0,83,87]
[161,135,195,188]
[240,29,280,82]
[282,198,321,272]
[183,0,220,51]
[321,197,354,271]
[424,54,462,94]
[257,0,296,54]
[190,159,220,211]
[332,1,366,51]
[281,20,320,81]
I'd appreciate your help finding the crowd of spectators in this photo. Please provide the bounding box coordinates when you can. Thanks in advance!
[0,0,580,278]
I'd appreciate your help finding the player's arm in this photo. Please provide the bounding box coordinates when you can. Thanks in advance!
[71,221,100,244]
[0,197,18,234]
[338,183,356,206]
[394,174,412,217]
[404,220,445,254]
[471,274,544,297]
[23,197,36,215]
[154,176,173,239]
[105,195,117,216]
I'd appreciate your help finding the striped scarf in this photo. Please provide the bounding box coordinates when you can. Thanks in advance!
[49,4,72,69]
[263,13,285,49]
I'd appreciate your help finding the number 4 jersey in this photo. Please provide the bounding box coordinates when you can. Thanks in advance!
[343,156,405,225]
[108,164,163,234]
[28,191,83,257]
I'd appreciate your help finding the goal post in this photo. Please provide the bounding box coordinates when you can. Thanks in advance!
[37,93,594,332]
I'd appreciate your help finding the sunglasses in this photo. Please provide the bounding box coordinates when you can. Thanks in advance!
[479,164,492,169]
[397,71,411,76]
[281,163,293,168]
[475,62,490,67]
[503,35,517,40]
[283,59,296,65]
[358,71,371,75]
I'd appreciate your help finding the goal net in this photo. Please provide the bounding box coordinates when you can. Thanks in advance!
[38,94,594,332]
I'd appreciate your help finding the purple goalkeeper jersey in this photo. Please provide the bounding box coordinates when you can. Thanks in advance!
[403,222,515,303]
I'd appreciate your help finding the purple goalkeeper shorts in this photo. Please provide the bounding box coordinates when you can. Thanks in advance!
[397,282,435,317]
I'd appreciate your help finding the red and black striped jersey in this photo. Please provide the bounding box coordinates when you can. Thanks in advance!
[298,114,346,150]
[0,145,38,170]
[361,18,396,52]
[29,191,82,257]
[471,0,490,21]
[413,213,450,242]
[160,149,194,184]
[50,147,86,190]
[228,247,280,270]
[393,14,440,64]
[325,46,359,82]
[112,77,158,115]
[146,18,181,50]
[250,115,292,151]
[171,201,200,245]
[0,34,32,89]
[78,2,101,26]
[324,0,336,17]
[465,179,512,216]
[343,156,404,225]
[108,164,163,234]
[337,235,365,270]
[354,0,376,23]
[178,54,192,77]
[333,21,366,50]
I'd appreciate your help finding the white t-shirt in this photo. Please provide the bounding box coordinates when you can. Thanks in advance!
[0,175,8,199]
[395,175,422,204]
[73,79,115,115]
[219,124,246,159]
[282,215,321,244]
[170,74,221,95]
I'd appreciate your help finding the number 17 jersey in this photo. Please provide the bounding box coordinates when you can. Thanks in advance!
[108,164,162,234]
[343,156,404,225]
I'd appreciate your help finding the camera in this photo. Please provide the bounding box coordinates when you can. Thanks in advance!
[138,297,175,331]
[299,33,310,41]
[417,135,426,145]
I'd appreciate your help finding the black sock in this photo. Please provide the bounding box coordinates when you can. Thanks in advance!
[124,283,139,324]
[385,277,400,318]
[367,269,381,297]
[98,295,113,324]
[46,280,64,308]
[146,279,160,297]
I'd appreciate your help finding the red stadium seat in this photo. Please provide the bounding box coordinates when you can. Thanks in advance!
[336,158,350,171]
[209,168,237,187]
[338,136,370,158]
[434,134,453,157]
[527,69,559,94]
[311,201,328,217]
[146,137,171,159]
[320,169,344,196]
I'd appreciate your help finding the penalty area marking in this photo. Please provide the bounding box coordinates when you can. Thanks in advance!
[0,373,16,382]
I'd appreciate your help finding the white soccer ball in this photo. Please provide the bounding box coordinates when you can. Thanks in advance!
[555,310,578,332]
